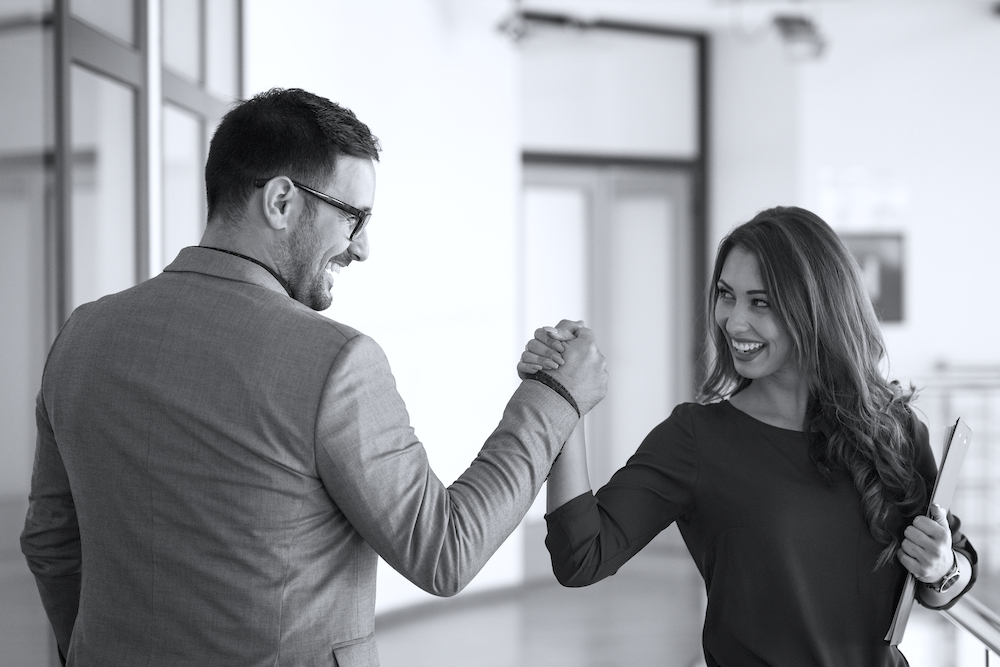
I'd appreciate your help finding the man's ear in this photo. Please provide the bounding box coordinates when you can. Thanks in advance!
[259,176,296,231]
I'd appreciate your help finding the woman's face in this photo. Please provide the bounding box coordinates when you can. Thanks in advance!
[714,247,800,385]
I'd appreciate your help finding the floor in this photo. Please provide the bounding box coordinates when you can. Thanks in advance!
[1,544,991,667]
[375,550,705,667]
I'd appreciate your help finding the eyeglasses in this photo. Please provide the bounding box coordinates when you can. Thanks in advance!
[254,178,372,240]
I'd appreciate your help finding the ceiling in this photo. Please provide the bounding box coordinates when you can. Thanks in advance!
[516,0,999,32]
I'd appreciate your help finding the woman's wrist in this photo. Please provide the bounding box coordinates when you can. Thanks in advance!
[923,550,959,592]
[918,551,973,608]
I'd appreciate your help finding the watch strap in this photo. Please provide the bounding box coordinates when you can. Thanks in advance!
[925,551,960,593]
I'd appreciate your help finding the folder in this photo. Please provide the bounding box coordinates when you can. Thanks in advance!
[885,418,973,646]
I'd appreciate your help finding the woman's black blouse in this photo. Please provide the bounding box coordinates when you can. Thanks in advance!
[545,401,978,667]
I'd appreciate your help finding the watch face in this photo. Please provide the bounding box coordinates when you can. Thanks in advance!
[938,572,960,593]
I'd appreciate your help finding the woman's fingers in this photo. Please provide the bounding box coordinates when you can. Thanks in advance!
[525,338,565,364]
[518,320,582,379]
[516,361,544,378]
[534,328,566,352]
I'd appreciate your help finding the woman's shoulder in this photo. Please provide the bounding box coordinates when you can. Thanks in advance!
[644,400,740,445]
[668,399,740,424]
[903,408,937,481]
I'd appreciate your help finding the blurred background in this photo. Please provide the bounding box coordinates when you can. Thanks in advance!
[2,0,999,665]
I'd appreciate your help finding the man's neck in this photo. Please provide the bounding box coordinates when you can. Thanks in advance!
[200,219,278,273]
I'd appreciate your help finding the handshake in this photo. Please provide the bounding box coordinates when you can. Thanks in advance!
[517,320,608,416]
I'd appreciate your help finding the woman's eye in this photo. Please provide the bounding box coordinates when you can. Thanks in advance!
[752,298,770,308]
[716,287,733,300]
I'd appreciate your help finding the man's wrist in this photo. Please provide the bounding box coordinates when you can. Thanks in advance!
[525,371,580,417]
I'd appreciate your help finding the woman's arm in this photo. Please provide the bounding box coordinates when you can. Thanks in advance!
[547,419,592,513]
[916,550,973,608]
[515,322,595,511]
[901,503,977,609]
[905,416,979,609]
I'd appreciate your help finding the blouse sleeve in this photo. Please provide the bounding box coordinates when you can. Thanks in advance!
[544,403,699,587]
[910,415,979,610]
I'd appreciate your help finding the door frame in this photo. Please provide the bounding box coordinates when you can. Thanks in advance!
[523,152,709,397]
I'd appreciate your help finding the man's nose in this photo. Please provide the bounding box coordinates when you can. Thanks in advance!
[349,227,370,262]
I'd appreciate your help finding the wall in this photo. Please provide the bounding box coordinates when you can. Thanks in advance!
[712,1,1000,382]
[796,2,1000,381]
[245,0,524,613]
[709,27,798,248]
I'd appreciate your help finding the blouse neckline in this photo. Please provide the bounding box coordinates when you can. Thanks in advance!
[721,399,805,435]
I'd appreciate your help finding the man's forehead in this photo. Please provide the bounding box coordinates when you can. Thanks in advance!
[326,155,376,205]
[327,154,374,180]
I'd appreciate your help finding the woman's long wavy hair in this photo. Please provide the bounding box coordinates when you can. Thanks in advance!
[699,206,926,568]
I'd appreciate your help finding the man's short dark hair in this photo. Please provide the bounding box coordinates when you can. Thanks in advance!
[205,88,381,224]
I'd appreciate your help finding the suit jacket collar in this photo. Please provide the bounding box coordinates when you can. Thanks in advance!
[164,246,290,298]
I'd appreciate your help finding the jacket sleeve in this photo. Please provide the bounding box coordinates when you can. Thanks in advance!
[20,391,82,658]
[313,334,579,596]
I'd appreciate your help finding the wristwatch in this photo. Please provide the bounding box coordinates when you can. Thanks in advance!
[925,552,961,593]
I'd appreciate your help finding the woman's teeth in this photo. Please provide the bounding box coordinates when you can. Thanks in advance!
[732,341,764,353]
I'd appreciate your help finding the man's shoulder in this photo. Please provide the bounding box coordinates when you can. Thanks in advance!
[290,307,370,353]
[58,271,374,362]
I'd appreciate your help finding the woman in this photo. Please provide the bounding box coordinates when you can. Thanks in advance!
[521,206,976,666]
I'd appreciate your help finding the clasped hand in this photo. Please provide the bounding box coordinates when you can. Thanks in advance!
[517,320,583,378]
[518,320,607,415]
[898,502,954,584]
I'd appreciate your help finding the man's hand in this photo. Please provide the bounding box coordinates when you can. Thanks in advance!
[519,320,607,415]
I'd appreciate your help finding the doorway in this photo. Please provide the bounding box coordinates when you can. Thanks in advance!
[520,160,700,485]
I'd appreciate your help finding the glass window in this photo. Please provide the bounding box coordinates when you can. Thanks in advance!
[162,103,204,270]
[70,0,134,46]
[0,0,51,20]
[206,0,239,99]
[0,25,48,154]
[0,24,51,521]
[71,65,136,310]
[163,0,202,82]
[521,30,699,159]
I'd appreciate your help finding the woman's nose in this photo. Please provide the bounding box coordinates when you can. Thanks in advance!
[726,302,750,334]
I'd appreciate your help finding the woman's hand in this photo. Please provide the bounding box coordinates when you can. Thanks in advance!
[517,320,584,379]
[898,503,954,583]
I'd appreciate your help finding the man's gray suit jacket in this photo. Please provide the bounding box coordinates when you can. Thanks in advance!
[21,247,578,666]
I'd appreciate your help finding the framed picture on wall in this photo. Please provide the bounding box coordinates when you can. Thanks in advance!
[841,233,904,323]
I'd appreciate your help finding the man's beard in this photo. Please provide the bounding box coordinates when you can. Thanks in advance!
[275,204,333,311]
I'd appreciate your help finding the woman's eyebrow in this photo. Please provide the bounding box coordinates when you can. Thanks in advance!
[718,278,767,295]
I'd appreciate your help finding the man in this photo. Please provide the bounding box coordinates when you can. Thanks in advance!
[21,88,607,666]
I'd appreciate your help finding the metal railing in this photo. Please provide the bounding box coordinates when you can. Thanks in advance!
[912,363,1000,665]
[942,595,1000,663]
